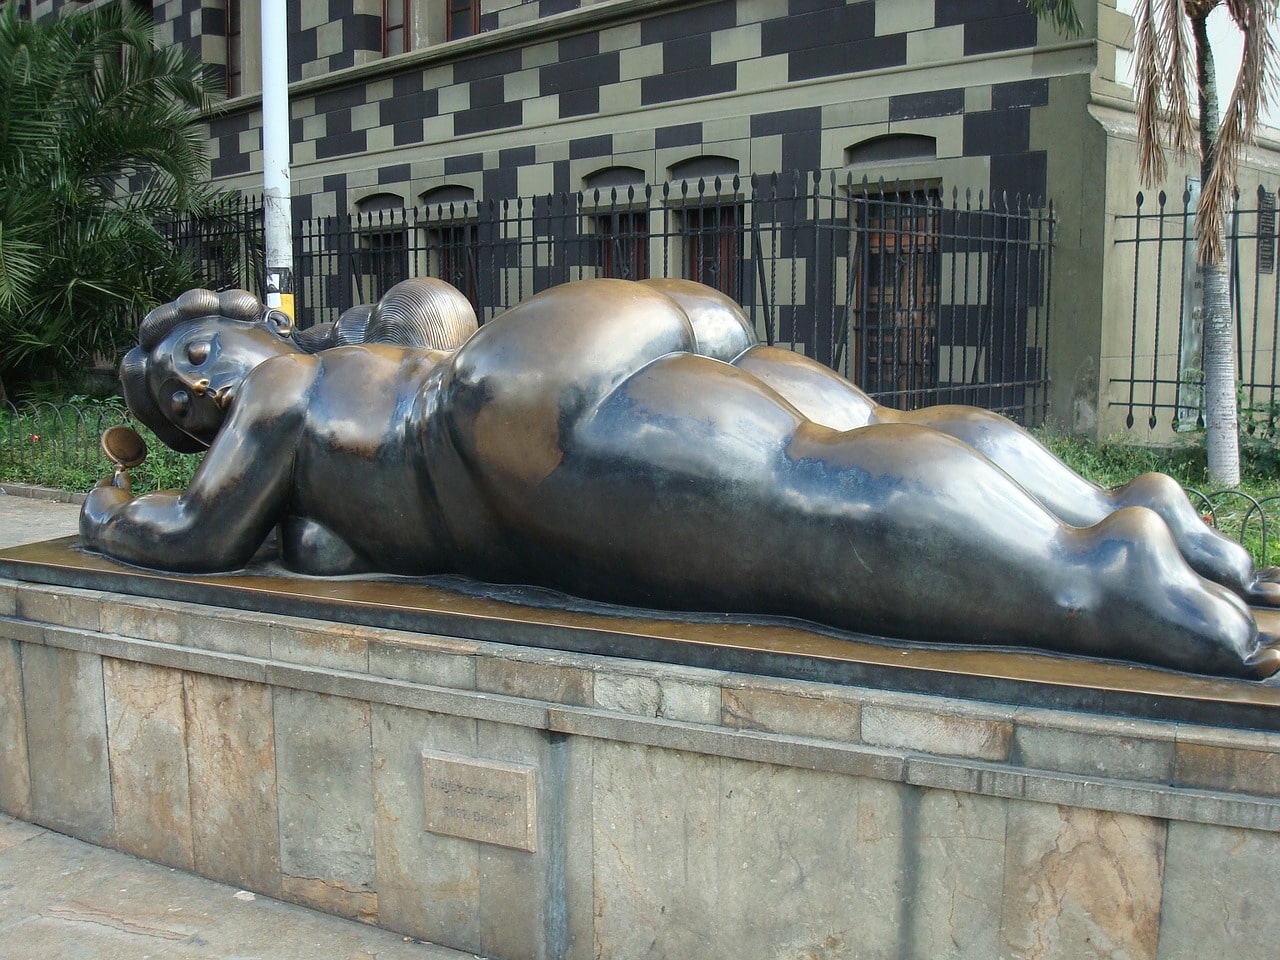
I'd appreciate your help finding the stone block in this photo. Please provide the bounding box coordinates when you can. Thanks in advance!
[715,761,907,957]
[273,688,375,918]
[0,617,42,646]
[103,659,194,870]
[373,703,482,951]
[0,583,14,617]
[722,684,861,742]
[373,704,562,960]
[1174,742,1280,797]
[21,644,113,844]
[862,703,1012,761]
[368,636,477,689]
[271,620,371,674]
[905,788,1009,957]
[100,596,183,645]
[1013,722,1174,782]
[593,673,660,716]
[591,741,922,958]
[878,0,934,36]
[17,584,102,631]
[1159,819,1280,959]
[184,672,281,896]
[1002,802,1164,960]
[0,640,30,819]
[590,740,721,959]
[188,609,272,657]
[654,679,719,724]
[476,655,592,707]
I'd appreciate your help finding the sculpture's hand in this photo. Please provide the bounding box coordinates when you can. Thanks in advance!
[80,354,318,572]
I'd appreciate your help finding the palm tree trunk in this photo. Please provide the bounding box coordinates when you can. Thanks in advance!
[1193,13,1241,487]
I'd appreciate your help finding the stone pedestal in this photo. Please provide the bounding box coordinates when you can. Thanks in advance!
[3,540,1280,959]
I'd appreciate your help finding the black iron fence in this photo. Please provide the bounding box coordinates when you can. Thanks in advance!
[1114,185,1280,436]
[168,172,1055,423]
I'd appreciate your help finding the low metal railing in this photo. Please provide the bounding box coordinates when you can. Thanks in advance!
[0,399,199,495]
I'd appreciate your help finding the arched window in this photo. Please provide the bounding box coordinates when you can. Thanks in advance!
[354,194,409,303]
[668,158,743,298]
[844,135,937,166]
[419,186,479,308]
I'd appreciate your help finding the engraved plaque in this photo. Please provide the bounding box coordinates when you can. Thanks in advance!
[421,749,537,852]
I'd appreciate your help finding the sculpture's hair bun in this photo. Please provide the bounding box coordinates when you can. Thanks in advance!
[334,304,373,346]
[217,288,264,323]
[364,278,478,350]
[173,288,222,318]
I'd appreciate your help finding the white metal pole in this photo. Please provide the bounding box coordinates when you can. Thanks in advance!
[260,0,294,320]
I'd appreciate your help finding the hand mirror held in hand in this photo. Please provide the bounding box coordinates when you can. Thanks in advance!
[100,425,148,495]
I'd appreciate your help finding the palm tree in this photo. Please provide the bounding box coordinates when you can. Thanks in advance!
[1028,0,1278,486]
[0,1,223,396]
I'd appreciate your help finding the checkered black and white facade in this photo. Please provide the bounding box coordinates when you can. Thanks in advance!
[127,0,1129,221]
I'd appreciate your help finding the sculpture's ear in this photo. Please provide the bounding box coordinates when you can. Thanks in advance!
[264,309,294,339]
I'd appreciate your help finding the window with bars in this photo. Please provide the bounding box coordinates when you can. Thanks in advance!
[682,204,742,298]
[427,222,479,307]
[851,190,941,401]
[594,210,649,280]
[358,229,409,302]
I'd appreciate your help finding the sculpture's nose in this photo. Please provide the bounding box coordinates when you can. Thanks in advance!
[186,376,212,397]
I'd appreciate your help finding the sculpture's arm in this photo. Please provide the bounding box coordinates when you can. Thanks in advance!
[80,355,318,572]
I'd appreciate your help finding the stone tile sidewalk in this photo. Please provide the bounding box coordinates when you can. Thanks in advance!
[0,816,472,960]
[0,490,480,960]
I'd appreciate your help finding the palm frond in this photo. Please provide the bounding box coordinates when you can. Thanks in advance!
[0,1,223,382]
[1133,0,1200,185]
[1199,0,1280,263]
[1022,0,1084,37]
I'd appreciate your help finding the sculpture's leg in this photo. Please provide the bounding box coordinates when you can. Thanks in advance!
[731,346,1268,603]
[897,407,1272,605]
[531,353,1266,678]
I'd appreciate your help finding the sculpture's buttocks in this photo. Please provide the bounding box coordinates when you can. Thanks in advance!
[442,280,698,498]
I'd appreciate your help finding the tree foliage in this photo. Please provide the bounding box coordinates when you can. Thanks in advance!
[0,1,223,394]
[1130,0,1279,265]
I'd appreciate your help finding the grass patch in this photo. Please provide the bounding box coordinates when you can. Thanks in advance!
[1,397,200,495]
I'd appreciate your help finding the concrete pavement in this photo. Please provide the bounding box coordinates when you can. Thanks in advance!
[0,488,480,960]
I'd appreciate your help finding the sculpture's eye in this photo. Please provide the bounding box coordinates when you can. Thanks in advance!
[187,341,211,366]
[170,390,190,418]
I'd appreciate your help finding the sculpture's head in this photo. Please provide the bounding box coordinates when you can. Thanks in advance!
[121,289,298,452]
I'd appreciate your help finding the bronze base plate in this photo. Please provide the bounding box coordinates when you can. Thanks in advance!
[4,537,1280,730]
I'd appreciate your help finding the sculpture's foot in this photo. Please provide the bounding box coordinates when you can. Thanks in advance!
[1249,608,1280,679]
[1246,576,1280,607]
[1246,646,1280,680]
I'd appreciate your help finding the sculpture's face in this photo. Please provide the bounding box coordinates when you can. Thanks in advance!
[148,316,297,445]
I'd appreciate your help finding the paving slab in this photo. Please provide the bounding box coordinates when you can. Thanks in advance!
[0,490,80,550]
[0,814,480,960]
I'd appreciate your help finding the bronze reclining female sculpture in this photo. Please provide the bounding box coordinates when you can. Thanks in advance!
[79,277,1280,678]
